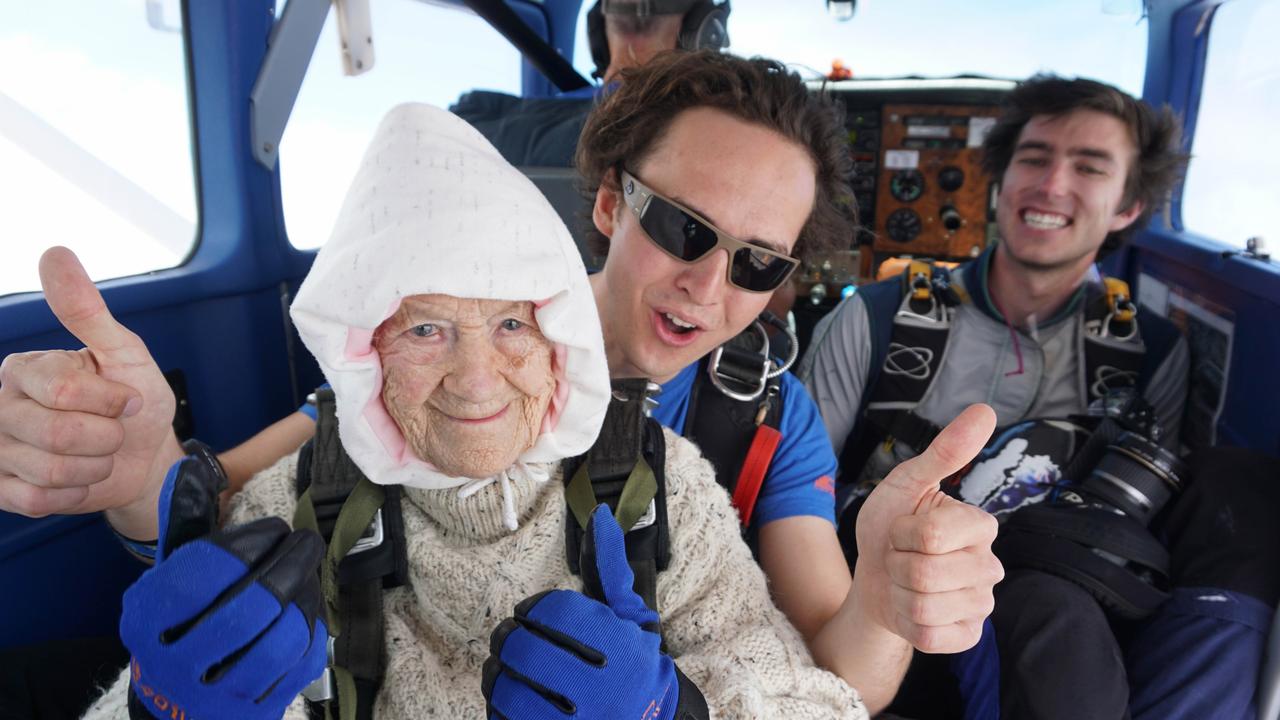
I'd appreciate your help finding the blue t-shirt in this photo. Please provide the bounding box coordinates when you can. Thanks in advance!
[652,363,838,529]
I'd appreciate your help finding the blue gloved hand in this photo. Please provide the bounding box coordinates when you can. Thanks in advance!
[121,452,328,720]
[482,504,708,720]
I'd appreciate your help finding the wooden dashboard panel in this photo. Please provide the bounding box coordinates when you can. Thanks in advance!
[871,104,1001,260]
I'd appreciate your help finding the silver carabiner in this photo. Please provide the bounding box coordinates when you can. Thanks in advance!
[706,321,770,402]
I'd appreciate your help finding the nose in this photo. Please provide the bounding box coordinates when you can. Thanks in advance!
[1035,159,1072,198]
[442,333,505,403]
[674,248,730,305]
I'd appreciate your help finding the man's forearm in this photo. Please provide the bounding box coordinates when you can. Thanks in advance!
[810,574,913,715]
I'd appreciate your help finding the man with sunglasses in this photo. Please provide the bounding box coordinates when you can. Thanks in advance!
[0,51,1003,715]
[572,51,1001,712]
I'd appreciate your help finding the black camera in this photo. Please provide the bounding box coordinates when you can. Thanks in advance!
[994,390,1189,618]
[1080,431,1185,525]
[1063,389,1188,526]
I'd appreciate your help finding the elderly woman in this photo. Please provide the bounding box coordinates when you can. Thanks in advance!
[81,104,865,719]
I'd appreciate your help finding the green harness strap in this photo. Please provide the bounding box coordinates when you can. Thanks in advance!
[293,388,391,720]
[565,455,657,533]
[294,478,385,637]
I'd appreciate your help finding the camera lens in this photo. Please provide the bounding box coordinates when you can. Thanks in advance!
[1082,432,1186,525]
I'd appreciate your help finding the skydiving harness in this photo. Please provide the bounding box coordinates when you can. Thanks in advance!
[839,259,1148,479]
[684,311,794,530]
[291,313,796,719]
[836,260,1178,620]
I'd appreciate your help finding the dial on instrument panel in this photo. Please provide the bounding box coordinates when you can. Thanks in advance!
[889,169,925,202]
[938,166,965,192]
[885,208,923,243]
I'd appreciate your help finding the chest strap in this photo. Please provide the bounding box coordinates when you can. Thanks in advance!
[843,266,1148,481]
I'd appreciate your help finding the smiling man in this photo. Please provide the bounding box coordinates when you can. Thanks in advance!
[800,76,1280,719]
[804,76,1190,491]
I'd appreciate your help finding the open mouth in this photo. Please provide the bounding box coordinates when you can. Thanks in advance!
[663,311,699,333]
[1020,208,1072,230]
[652,309,703,346]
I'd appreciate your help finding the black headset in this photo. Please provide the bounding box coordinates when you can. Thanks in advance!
[587,0,731,80]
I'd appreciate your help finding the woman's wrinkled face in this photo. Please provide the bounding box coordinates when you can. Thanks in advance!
[374,294,556,479]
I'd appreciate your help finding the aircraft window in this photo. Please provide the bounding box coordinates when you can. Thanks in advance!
[281,1,522,250]
[0,2,196,297]
[1180,0,1279,254]
[570,0,1148,96]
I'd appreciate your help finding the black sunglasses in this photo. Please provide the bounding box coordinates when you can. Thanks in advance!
[619,170,800,293]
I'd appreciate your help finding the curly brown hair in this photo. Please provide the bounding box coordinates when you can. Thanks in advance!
[574,50,856,264]
[981,74,1188,256]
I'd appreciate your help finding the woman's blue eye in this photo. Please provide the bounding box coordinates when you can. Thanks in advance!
[501,318,524,331]
[411,324,438,337]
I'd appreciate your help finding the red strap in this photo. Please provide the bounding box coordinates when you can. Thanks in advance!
[731,425,782,528]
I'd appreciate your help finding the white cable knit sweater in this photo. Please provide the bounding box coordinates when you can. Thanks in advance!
[83,428,866,719]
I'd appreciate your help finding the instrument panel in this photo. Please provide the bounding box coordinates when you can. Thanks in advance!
[796,80,1014,294]
[873,104,1001,260]
[791,79,1013,352]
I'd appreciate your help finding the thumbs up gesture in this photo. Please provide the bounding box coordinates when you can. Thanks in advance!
[0,248,181,535]
[482,505,709,720]
[853,404,1004,654]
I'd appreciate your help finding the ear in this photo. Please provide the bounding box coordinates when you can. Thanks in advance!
[592,169,623,240]
[1109,198,1145,233]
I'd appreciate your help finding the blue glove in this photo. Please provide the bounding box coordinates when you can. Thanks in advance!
[121,453,329,720]
[482,504,709,720]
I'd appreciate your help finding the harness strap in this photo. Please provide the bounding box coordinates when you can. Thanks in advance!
[836,278,904,483]
[686,353,784,530]
[294,388,401,720]
[565,455,657,535]
[731,425,782,528]
[1082,280,1145,401]
[865,408,945,460]
[563,379,670,615]
[296,479,385,637]
[994,504,1171,619]
[850,263,954,470]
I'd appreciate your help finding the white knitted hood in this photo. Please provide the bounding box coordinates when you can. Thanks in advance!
[290,103,610,491]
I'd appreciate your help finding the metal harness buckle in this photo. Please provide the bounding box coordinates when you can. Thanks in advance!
[347,508,384,556]
[707,321,771,402]
[301,635,337,702]
[631,498,658,530]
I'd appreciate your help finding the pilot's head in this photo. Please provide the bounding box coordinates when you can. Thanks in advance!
[982,75,1187,270]
[575,50,855,383]
[588,0,731,82]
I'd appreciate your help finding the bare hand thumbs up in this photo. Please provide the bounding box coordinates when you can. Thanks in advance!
[0,248,180,535]
[852,404,1005,654]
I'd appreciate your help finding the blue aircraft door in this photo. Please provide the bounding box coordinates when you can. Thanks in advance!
[0,0,317,649]
[1116,0,1280,458]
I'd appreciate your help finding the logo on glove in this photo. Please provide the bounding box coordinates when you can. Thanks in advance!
[131,659,193,720]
